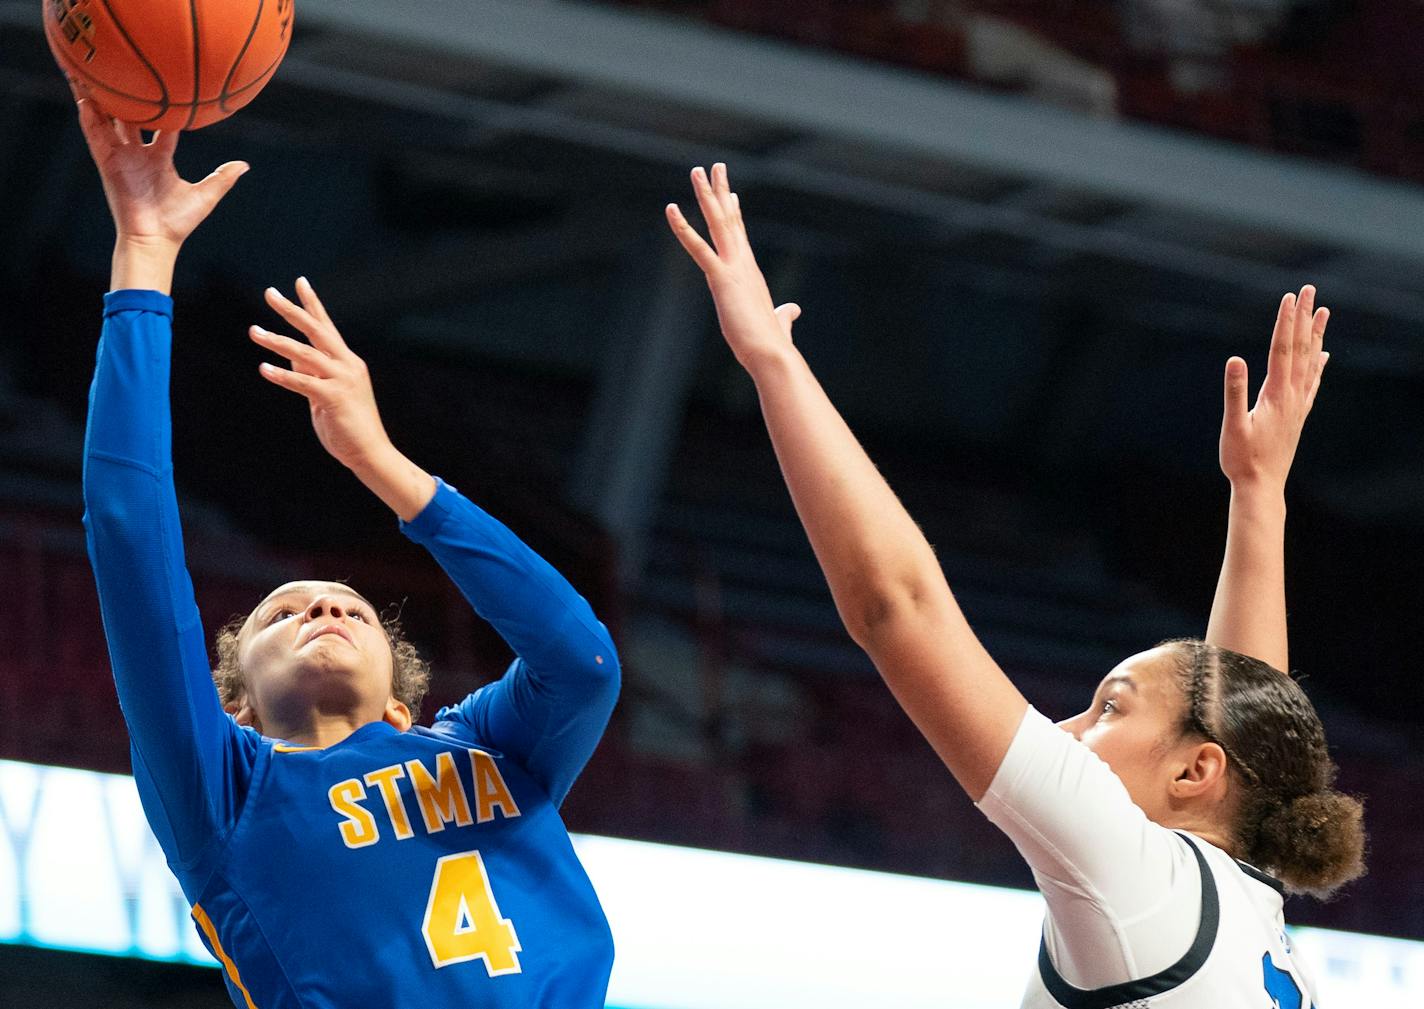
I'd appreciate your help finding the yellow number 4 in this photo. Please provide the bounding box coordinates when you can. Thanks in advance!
[422,850,523,974]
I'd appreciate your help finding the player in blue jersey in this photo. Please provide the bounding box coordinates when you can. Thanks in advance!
[668,165,1365,1007]
[76,98,619,1009]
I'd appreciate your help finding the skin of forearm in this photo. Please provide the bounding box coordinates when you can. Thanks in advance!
[743,340,1026,798]
[744,343,946,641]
[1206,483,1289,672]
[347,441,438,523]
[110,237,180,294]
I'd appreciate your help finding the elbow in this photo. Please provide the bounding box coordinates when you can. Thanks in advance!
[841,578,938,651]
[82,472,164,576]
[582,629,622,708]
[837,574,951,654]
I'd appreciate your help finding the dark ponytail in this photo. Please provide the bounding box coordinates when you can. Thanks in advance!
[1164,640,1366,898]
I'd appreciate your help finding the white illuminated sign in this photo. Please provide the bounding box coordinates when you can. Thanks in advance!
[0,759,1419,1008]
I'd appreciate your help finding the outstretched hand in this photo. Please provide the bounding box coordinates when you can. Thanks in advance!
[74,98,247,251]
[251,278,393,472]
[666,163,801,370]
[1220,285,1329,491]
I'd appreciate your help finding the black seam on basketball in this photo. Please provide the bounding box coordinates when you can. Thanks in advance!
[62,62,281,112]
[93,0,170,111]
[220,0,266,115]
[1036,833,1220,1009]
[215,47,287,99]
[184,0,201,130]
[60,62,169,120]
[59,22,284,126]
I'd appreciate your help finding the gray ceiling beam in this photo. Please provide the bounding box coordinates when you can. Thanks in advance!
[5,2,1422,339]
[267,57,1424,336]
[293,0,1424,265]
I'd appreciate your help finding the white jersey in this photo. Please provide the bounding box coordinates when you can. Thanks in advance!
[977,708,1321,1009]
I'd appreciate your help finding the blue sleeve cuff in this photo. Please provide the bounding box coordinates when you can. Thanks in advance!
[399,477,458,543]
[104,289,174,317]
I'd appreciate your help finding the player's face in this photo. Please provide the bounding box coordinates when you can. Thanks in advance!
[1057,646,1194,824]
[234,581,396,730]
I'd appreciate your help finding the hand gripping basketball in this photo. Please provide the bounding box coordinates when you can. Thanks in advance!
[45,0,293,132]
[75,97,248,251]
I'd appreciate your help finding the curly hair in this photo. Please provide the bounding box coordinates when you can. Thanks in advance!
[213,606,432,723]
[1161,638,1366,898]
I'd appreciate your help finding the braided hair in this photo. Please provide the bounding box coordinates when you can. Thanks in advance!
[1164,639,1365,898]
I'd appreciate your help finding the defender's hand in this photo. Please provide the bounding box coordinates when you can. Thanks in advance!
[75,98,247,251]
[251,278,393,472]
[666,163,801,371]
[1220,285,1329,491]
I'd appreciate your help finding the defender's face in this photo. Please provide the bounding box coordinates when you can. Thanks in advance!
[235,581,394,729]
[1057,646,1190,823]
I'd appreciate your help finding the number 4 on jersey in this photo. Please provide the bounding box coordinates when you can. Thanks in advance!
[423,850,523,974]
[1262,952,1314,1009]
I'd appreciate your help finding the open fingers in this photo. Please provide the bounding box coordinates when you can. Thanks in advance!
[75,99,115,158]
[726,189,749,243]
[1301,311,1328,405]
[691,165,733,253]
[711,163,753,247]
[774,302,801,338]
[258,361,323,399]
[250,325,336,377]
[264,285,346,356]
[1305,351,1329,411]
[112,116,141,147]
[148,127,180,161]
[1223,356,1250,433]
[1292,285,1316,375]
[666,203,721,274]
[1261,291,1296,397]
[712,162,737,221]
[295,276,333,325]
[1303,305,1328,392]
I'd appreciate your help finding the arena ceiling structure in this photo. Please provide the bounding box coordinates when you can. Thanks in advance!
[1,2,1422,727]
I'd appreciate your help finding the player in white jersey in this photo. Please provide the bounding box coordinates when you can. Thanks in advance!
[667,164,1365,1008]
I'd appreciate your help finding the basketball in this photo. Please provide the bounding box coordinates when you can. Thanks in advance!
[43,0,294,131]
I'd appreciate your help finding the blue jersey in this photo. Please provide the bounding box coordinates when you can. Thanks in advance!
[82,290,621,1009]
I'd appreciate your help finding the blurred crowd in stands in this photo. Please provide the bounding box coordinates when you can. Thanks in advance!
[606,0,1424,184]
[5,0,1424,945]
[2,373,1421,942]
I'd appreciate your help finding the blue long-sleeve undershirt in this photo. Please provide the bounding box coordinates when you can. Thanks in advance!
[83,289,619,872]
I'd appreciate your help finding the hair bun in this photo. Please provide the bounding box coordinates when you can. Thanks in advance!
[1256,790,1366,898]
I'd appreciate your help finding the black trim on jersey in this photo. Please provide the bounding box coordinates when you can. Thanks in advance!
[1037,832,1219,1009]
[1235,860,1287,896]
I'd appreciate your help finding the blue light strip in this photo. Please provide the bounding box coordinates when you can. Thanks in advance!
[1,759,1419,1007]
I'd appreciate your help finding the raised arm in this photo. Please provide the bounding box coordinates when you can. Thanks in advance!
[77,99,255,869]
[1206,287,1329,672]
[249,283,620,803]
[667,165,1026,800]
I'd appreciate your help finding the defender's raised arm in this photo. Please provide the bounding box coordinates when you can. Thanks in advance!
[667,164,1026,800]
[1205,287,1329,672]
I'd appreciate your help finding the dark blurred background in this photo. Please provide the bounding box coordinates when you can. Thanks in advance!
[2,0,1423,1002]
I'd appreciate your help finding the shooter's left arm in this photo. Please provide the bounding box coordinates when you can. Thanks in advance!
[249,281,619,804]
[1205,286,1329,672]
[401,479,620,804]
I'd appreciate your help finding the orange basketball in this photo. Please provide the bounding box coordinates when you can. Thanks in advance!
[43,0,294,131]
